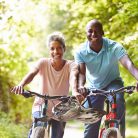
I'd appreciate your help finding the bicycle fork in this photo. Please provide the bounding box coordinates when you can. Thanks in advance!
[99,95,120,138]
[105,95,119,128]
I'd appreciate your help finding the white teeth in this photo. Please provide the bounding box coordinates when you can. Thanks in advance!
[54,55,60,58]
[91,38,98,41]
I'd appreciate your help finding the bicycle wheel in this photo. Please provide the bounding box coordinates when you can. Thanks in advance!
[101,127,122,138]
[31,127,49,138]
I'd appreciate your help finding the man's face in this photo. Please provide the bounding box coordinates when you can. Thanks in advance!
[86,22,103,42]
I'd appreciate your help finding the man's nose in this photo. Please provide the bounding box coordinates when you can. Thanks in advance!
[91,31,96,37]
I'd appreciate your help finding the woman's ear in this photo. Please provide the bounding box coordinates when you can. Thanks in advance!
[64,47,66,52]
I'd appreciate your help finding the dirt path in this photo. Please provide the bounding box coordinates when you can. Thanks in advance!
[63,122,83,138]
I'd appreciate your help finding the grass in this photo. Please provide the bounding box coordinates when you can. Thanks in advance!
[0,112,30,138]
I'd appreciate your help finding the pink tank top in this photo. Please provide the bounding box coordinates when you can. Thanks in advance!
[32,58,78,117]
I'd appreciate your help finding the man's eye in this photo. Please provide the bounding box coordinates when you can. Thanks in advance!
[88,30,93,33]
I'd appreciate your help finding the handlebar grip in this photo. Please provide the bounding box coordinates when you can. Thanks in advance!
[22,90,33,98]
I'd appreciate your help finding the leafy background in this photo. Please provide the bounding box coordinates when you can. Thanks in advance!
[0,0,138,137]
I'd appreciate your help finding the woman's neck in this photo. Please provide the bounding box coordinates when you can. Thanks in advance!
[51,59,66,71]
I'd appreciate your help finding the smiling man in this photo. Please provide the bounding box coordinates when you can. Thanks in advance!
[74,19,138,138]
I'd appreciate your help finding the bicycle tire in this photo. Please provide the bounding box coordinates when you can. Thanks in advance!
[31,127,49,138]
[101,127,122,138]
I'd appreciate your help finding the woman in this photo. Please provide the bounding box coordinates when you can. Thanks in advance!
[11,32,81,138]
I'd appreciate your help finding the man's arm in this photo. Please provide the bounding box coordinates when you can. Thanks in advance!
[78,63,86,87]
[119,55,138,91]
[11,67,39,94]
[70,62,85,103]
[119,55,138,80]
[70,64,79,93]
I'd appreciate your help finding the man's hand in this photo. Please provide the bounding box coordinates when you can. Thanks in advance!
[73,86,89,104]
[78,86,88,98]
[73,91,85,104]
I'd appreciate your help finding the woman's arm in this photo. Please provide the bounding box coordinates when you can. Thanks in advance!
[11,67,39,94]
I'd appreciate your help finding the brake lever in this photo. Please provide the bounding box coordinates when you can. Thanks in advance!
[125,86,136,94]
[22,90,33,98]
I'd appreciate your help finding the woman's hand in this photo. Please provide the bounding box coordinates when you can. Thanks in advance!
[11,85,23,95]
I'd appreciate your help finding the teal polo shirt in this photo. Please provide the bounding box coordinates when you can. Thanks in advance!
[74,37,127,89]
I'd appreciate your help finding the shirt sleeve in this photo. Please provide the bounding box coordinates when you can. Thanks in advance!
[74,49,85,64]
[33,58,46,74]
[114,43,127,60]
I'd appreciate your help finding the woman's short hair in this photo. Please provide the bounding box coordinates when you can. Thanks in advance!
[47,32,66,48]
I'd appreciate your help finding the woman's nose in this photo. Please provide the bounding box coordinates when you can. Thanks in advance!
[53,49,58,54]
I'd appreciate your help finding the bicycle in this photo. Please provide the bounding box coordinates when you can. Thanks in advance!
[21,85,136,138]
[21,90,106,138]
[84,86,136,138]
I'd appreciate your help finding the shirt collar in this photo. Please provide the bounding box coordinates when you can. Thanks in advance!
[86,38,105,54]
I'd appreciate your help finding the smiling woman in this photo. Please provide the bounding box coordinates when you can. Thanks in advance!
[47,32,66,71]
[10,32,80,138]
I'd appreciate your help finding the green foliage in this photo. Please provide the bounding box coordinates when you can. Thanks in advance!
[0,0,138,134]
[0,112,29,138]
[0,0,38,118]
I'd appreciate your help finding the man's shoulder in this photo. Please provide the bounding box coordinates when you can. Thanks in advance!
[103,37,122,49]
[75,41,88,53]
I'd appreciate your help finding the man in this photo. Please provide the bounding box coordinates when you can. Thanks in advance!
[74,19,138,138]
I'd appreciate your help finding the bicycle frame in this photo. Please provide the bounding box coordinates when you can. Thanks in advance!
[88,86,136,138]
[99,94,119,138]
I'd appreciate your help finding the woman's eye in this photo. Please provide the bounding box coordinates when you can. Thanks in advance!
[50,47,54,51]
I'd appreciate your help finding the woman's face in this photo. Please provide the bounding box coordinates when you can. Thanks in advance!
[49,40,65,61]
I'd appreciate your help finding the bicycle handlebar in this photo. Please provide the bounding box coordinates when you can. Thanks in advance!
[22,90,75,101]
[22,86,136,100]
[87,86,136,96]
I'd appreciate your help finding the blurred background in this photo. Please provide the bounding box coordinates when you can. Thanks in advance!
[0,0,138,137]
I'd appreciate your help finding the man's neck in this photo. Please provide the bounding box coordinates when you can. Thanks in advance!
[89,40,103,53]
